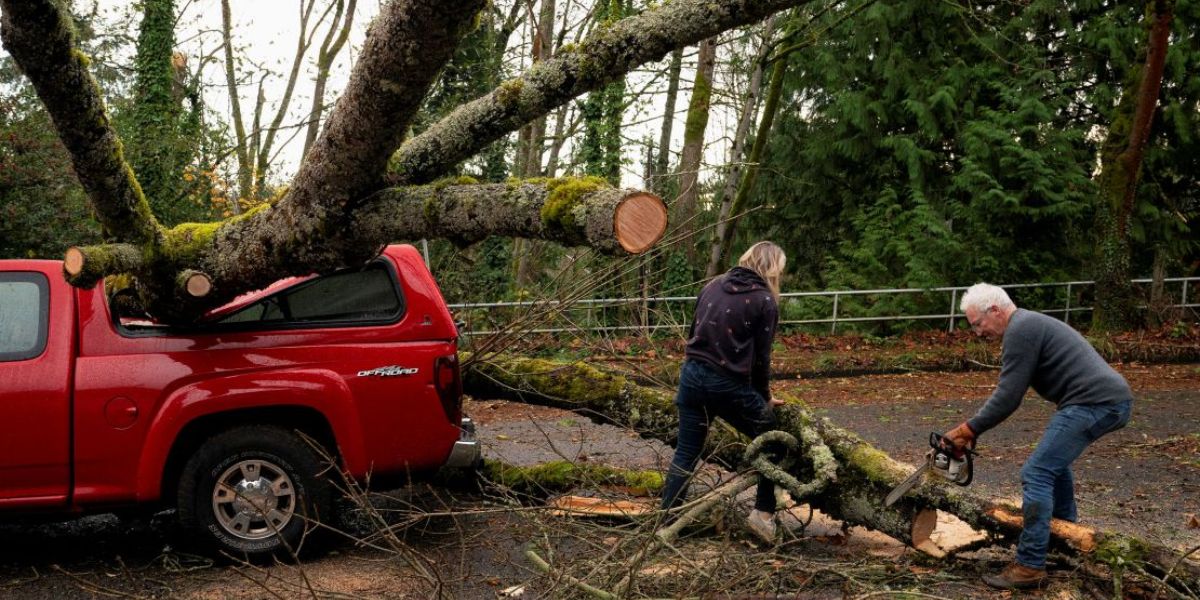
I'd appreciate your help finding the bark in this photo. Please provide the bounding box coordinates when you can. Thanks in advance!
[463,354,1200,589]
[651,48,684,195]
[705,17,775,278]
[0,0,162,248]
[714,57,787,269]
[253,0,324,195]
[389,0,817,186]
[353,179,666,257]
[190,0,485,314]
[220,0,252,205]
[1092,0,1175,332]
[676,38,716,265]
[303,0,357,157]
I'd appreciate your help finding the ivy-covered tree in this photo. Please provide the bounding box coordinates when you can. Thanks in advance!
[579,0,628,184]
[122,0,205,226]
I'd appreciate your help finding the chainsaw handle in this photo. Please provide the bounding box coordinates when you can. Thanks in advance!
[929,432,975,486]
[929,432,977,457]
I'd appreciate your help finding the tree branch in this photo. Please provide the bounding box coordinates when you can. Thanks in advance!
[0,0,162,246]
[389,0,817,185]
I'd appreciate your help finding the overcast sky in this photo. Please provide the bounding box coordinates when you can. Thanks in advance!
[16,1,759,192]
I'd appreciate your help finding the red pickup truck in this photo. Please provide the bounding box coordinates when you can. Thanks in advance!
[0,244,478,557]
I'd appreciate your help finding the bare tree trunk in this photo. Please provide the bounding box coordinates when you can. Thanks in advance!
[525,0,556,177]
[1092,0,1175,331]
[652,48,684,195]
[252,0,324,194]
[715,56,787,269]
[303,0,357,157]
[219,0,253,205]
[705,16,775,278]
[675,37,716,265]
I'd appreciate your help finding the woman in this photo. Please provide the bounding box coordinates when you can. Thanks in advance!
[660,241,786,543]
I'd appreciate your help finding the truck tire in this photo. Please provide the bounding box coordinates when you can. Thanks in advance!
[177,426,334,560]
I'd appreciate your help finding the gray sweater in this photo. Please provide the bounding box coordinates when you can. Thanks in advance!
[967,309,1132,435]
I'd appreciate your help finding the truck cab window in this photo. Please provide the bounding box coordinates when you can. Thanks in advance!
[0,273,49,362]
[218,263,403,326]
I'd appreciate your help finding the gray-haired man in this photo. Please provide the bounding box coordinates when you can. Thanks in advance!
[943,283,1133,589]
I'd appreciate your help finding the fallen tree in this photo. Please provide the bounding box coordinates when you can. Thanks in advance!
[464,354,1200,594]
[1,0,818,321]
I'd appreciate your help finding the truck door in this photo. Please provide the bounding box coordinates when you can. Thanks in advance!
[0,268,72,507]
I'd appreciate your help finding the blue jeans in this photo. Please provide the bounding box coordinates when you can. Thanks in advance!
[1016,399,1132,569]
[661,360,778,513]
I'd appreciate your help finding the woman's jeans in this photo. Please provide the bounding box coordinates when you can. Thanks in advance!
[660,360,778,513]
[1016,399,1132,569]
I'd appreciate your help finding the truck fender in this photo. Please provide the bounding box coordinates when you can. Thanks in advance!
[135,368,365,502]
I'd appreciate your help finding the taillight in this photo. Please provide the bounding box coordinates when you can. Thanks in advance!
[434,354,462,424]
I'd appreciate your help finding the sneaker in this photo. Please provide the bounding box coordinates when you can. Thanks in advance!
[746,509,777,544]
[981,562,1047,589]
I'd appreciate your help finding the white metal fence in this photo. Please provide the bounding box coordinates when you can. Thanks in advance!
[448,277,1200,336]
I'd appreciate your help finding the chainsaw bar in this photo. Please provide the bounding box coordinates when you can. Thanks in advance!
[884,451,932,507]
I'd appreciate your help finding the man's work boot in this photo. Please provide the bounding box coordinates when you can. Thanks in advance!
[982,562,1047,589]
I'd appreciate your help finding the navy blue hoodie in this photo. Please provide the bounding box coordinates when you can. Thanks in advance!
[685,267,779,400]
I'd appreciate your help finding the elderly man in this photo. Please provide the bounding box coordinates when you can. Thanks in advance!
[943,283,1133,589]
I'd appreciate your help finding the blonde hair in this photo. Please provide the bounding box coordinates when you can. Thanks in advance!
[738,241,787,300]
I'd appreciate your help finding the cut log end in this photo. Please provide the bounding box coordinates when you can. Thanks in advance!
[614,192,668,254]
[63,247,85,276]
[911,508,946,557]
[179,270,213,298]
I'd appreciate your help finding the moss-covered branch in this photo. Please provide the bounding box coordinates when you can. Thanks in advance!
[354,177,665,255]
[389,0,816,185]
[464,354,1200,588]
[0,0,162,247]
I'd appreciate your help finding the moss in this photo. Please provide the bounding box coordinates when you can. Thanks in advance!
[847,444,904,482]
[71,48,92,68]
[496,78,525,107]
[684,67,713,142]
[159,221,222,262]
[483,459,664,494]
[431,175,480,189]
[539,176,608,237]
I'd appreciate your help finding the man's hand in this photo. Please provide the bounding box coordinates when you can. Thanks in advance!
[943,422,976,451]
[769,397,785,407]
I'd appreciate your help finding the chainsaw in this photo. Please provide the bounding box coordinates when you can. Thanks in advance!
[884,432,977,506]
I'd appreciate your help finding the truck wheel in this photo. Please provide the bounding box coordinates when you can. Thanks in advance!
[177,426,333,560]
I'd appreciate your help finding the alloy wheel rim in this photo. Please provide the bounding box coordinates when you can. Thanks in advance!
[211,459,297,541]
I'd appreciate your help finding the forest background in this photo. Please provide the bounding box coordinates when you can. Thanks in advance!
[1,0,1197,333]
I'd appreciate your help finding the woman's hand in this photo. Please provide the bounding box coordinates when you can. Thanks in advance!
[769,398,785,407]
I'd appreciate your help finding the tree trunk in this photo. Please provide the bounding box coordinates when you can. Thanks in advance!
[652,48,684,196]
[1091,0,1175,332]
[676,37,717,266]
[704,17,775,278]
[462,354,1200,589]
[219,0,253,205]
[714,56,787,269]
[128,0,191,224]
[303,0,356,158]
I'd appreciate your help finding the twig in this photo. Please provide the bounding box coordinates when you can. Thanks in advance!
[1150,543,1200,600]
[49,565,145,599]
